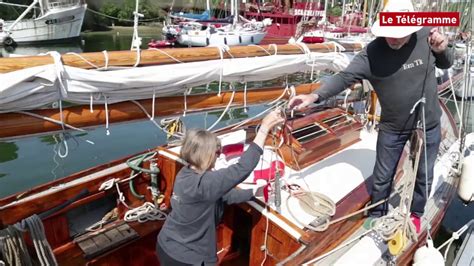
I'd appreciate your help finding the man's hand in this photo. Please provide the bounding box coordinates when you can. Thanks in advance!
[288,94,319,110]
[429,28,448,53]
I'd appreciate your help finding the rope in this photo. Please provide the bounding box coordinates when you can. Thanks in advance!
[370,207,417,242]
[131,100,185,139]
[148,48,184,63]
[124,202,167,223]
[15,111,86,133]
[102,50,109,70]
[104,94,110,135]
[151,89,156,120]
[17,215,58,266]
[437,220,474,260]
[260,207,270,266]
[243,81,248,112]
[0,226,32,266]
[210,44,232,96]
[66,52,100,69]
[115,182,132,209]
[285,191,336,232]
[85,208,119,232]
[248,44,272,56]
[86,7,162,22]
[207,87,236,131]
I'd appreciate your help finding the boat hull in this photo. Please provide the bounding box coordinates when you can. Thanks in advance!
[177,31,267,47]
[2,4,86,44]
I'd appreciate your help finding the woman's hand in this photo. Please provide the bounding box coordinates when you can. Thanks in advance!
[260,108,285,133]
[253,108,285,149]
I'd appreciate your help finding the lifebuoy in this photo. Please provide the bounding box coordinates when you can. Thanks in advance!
[4,36,15,46]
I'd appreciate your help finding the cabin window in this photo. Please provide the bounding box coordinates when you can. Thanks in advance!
[291,123,327,143]
[45,16,75,25]
[322,114,352,130]
[47,0,79,9]
[66,193,117,238]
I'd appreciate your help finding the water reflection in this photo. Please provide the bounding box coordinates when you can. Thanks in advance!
[0,41,83,57]
[0,142,18,163]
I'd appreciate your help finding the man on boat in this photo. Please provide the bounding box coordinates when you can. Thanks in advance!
[289,0,453,233]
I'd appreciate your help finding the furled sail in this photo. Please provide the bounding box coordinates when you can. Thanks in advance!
[0,52,351,112]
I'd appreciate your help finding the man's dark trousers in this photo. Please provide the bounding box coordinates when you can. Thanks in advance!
[368,124,442,217]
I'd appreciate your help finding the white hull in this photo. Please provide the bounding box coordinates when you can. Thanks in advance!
[177,30,267,47]
[2,4,86,44]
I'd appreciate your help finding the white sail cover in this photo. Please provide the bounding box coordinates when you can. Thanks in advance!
[0,52,351,112]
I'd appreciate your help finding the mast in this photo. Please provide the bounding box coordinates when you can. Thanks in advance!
[131,0,143,51]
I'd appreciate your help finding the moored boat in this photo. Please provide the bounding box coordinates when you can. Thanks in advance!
[0,0,87,46]
[0,42,470,265]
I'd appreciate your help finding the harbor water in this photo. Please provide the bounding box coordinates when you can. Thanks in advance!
[0,27,473,263]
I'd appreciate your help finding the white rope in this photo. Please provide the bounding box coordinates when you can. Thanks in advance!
[133,48,141,68]
[266,85,289,106]
[57,133,69,158]
[85,208,118,232]
[115,182,131,209]
[243,81,248,112]
[260,207,270,266]
[66,52,100,69]
[343,88,351,112]
[211,44,231,96]
[131,100,184,138]
[269,43,278,55]
[104,94,110,135]
[182,87,193,117]
[230,101,281,130]
[248,44,272,55]
[124,202,167,223]
[207,88,236,131]
[102,50,109,70]
[90,93,94,113]
[151,89,156,120]
[148,48,184,63]
[437,220,474,260]
[15,111,86,133]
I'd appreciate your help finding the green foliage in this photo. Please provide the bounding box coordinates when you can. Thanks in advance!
[328,6,342,17]
[98,0,163,26]
[0,0,35,20]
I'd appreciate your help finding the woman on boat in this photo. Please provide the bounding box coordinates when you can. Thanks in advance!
[156,109,284,266]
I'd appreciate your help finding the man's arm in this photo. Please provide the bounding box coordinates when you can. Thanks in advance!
[288,49,371,110]
[429,28,453,69]
[433,48,453,69]
[316,49,371,101]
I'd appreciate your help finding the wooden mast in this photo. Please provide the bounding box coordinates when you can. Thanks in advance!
[0,43,362,73]
[0,83,321,139]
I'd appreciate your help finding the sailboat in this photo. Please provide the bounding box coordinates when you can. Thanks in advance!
[0,0,87,46]
[175,0,269,47]
[0,42,472,265]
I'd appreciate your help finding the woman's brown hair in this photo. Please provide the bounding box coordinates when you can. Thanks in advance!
[180,129,221,173]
